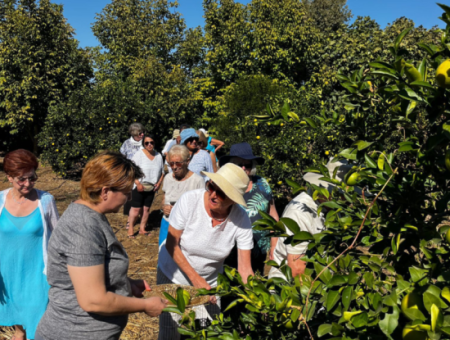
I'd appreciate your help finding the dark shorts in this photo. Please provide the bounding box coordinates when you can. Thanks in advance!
[130,188,155,208]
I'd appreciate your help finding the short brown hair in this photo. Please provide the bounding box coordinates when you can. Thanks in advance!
[196,130,208,149]
[4,149,39,178]
[80,151,144,204]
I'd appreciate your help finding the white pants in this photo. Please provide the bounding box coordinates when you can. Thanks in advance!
[157,268,221,340]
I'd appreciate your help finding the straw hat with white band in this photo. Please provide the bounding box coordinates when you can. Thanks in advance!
[202,163,249,207]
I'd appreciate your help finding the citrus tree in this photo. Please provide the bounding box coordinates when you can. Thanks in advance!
[0,0,93,153]
[170,5,450,339]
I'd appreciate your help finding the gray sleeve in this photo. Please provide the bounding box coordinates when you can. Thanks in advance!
[60,216,107,267]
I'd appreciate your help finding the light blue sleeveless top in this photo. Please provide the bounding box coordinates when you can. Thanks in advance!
[0,207,50,339]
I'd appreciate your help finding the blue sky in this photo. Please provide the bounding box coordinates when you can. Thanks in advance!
[55,0,445,48]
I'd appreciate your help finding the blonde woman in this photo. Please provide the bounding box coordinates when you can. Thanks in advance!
[36,151,167,340]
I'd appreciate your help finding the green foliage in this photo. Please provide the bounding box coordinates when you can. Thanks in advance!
[40,0,204,173]
[0,0,93,152]
[177,6,450,340]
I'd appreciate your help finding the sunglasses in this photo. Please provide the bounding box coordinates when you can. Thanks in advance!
[186,138,198,144]
[15,175,38,184]
[206,181,227,200]
[168,161,186,168]
[234,162,253,169]
[144,141,155,146]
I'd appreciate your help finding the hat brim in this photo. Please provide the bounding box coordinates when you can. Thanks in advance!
[201,171,247,207]
[303,172,363,196]
[219,155,265,167]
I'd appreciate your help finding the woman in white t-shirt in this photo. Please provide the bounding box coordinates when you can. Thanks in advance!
[127,134,164,238]
[158,145,204,247]
[157,163,254,340]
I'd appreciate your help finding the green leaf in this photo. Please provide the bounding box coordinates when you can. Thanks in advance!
[304,117,317,129]
[379,306,400,336]
[354,140,373,151]
[377,153,385,170]
[177,328,196,336]
[365,153,377,168]
[351,312,368,328]
[409,266,428,283]
[293,231,315,241]
[327,290,340,311]
[162,307,182,314]
[318,324,333,337]
[394,27,412,54]
[370,70,399,80]
[319,201,344,210]
[442,287,450,303]
[177,287,186,313]
[163,292,178,306]
[327,275,348,288]
[342,286,353,311]
[280,217,300,234]
[339,148,357,161]
[369,61,396,70]
[281,101,290,121]
[438,3,450,17]
[431,304,443,332]
[409,81,434,89]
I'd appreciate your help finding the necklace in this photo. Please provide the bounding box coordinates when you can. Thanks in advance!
[11,190,28,205]
[210,210,229,222]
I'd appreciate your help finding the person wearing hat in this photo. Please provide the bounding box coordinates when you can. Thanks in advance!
[220,142,280,275]
[180,128,214,181]
[268,159,354,280]
[157,163,254,340]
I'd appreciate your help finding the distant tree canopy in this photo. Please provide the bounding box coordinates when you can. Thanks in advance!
[0,0,93,152]
[303,0,352,31]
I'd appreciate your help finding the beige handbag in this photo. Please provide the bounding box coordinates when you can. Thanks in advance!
[141,181,155,192]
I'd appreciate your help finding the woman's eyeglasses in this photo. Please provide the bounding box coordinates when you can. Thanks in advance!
[15,175,38,184]
[144,141,155,146]
[168,161,186,168]
[234,162,252,169]
[206,181,227,200]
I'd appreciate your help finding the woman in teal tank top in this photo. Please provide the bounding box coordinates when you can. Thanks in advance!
[0,150,59,340]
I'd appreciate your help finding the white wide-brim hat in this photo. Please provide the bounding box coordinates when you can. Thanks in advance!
[202,163,249,207]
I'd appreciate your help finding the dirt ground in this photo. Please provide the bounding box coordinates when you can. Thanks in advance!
[0,164,165,340]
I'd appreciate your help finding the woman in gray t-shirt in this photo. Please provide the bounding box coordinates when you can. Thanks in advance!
[36,151,167,340]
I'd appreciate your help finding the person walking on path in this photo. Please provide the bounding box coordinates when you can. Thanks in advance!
[128,134,164,238]
[0,149,59,340]
[36,151,167,340]
[158,145,204,247]
[157,163,254,340]
[120,123,145,224]
[220,142,279,274]
[180,128,214,181]
[197,130,219,173]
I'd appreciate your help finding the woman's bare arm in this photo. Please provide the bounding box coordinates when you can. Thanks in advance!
[237,249,254,283]
[68,265,167,317]
[210,138,224,153]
